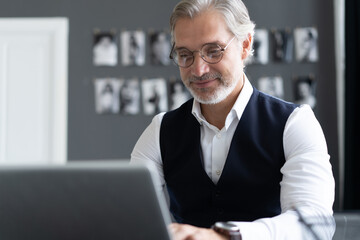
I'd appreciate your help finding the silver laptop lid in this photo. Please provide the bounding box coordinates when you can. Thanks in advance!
[0,162,172,240]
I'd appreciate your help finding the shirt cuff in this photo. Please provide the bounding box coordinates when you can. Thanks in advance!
[228,211,304,240]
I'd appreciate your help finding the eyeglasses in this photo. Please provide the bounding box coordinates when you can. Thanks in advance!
[169,36,236,68]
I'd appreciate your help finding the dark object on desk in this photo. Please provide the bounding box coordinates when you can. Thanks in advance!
[0,162,172,240]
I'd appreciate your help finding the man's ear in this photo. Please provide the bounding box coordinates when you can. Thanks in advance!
[241,34,252,60]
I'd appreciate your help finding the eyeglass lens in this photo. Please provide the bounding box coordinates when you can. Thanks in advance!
[173,43,224,68]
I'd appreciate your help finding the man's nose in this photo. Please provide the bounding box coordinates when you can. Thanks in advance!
[190,53,210,77]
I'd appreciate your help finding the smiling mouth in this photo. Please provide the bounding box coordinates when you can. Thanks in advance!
[192,79,218,88]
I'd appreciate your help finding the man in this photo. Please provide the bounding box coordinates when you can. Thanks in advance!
[131,0,335,239]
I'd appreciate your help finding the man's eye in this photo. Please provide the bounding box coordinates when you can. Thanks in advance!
[178,52,191,58]
[179,55,192,60]
[206,48,221,56]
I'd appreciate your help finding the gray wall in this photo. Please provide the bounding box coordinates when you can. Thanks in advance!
[0,0,339,208]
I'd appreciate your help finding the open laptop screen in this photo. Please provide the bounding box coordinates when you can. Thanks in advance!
[0,162,172,240]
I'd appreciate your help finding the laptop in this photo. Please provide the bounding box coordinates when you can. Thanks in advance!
[0,162,173,240]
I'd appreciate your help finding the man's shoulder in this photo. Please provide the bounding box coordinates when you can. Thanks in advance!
[255,89,299,111]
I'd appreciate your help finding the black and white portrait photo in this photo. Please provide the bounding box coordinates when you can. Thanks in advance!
[294,27,319,62]
[94,78,122,114]
[293,75,317,109]
[149,31,171,66]
[168,79,191,110]
[272,29,293,63]
[93,31,118,66]
[250,29,269,65]
[258,76,284,99]
[141,78,168,115]
[121,30,146,66]
[119,78,140,115]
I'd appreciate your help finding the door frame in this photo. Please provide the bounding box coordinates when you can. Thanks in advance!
[0,18,68,164]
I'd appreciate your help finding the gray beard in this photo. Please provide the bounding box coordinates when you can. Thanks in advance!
[186,73,240,105]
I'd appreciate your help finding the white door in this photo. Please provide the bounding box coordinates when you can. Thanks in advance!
[0,18,68,164]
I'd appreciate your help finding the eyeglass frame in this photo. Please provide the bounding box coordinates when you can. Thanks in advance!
[169,36,236,68]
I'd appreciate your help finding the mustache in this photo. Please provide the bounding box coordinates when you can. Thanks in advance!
[188,72,222,82]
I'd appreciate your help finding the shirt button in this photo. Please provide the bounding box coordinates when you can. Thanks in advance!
[216,170,221,176]
[216,133,221,139]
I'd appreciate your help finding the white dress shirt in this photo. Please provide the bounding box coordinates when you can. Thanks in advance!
[130,76,335,240]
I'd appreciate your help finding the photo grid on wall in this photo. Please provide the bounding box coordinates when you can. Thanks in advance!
[91,26,319,115]
[249,26,319,107]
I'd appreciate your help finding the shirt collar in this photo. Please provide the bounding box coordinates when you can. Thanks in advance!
[191,74,254,128]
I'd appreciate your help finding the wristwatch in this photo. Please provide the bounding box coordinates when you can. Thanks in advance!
[212,222,242,240]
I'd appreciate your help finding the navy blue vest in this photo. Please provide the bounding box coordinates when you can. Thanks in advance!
[160,88,298,228]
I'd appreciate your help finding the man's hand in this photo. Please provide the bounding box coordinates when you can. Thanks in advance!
[169,223,228,240]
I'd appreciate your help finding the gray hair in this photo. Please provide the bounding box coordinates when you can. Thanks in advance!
[170,0,255,49]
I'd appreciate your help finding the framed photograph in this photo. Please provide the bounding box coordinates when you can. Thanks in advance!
[258,76,284,99]
[93,30,118,66]
[272,29,293,63]
[94,78,122,114]
[119,78,140,115]
[294,27,319,62]
[141,78,168,115]
[293,75,317,109]
[168,78,191,110]
[149,31,171,66]
[121,30,146,66]
[250,28,269,65]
